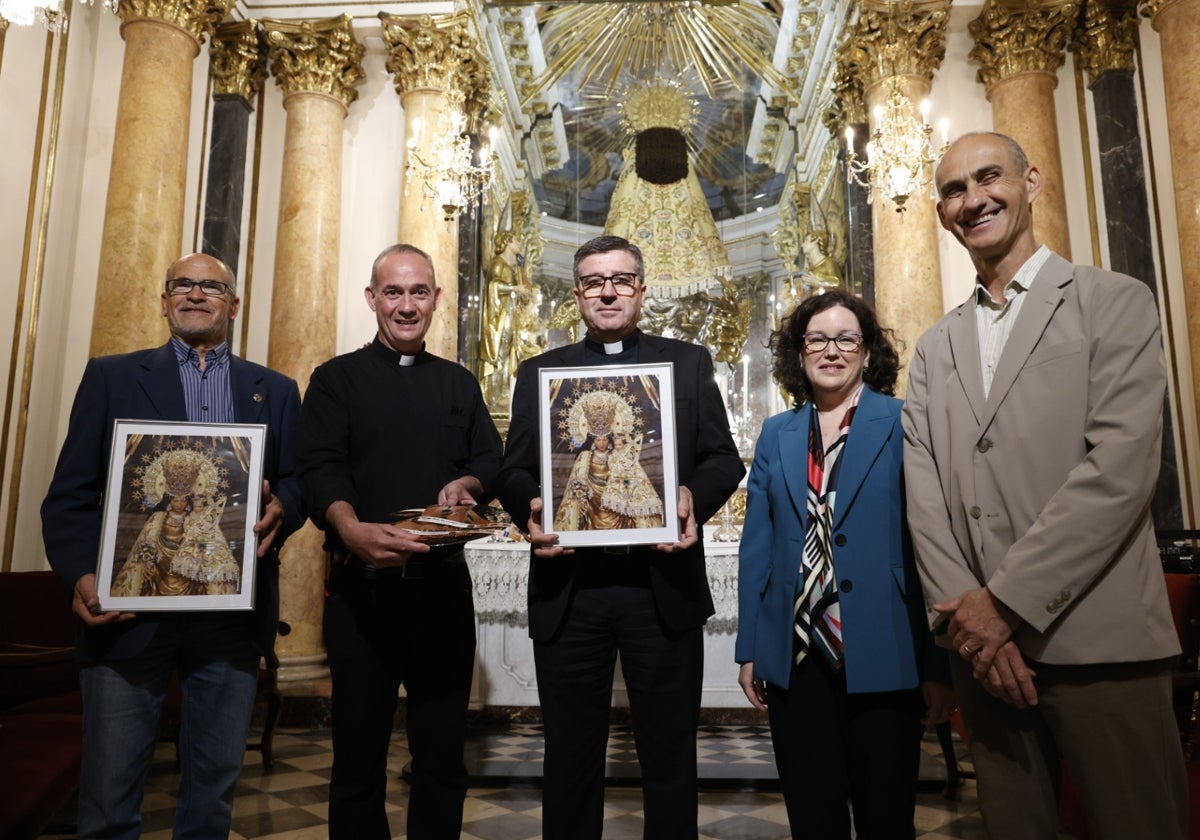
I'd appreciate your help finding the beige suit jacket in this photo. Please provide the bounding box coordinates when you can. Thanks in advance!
[902,252,1179,665]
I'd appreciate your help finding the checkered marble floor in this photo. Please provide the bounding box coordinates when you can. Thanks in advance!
[41,725,990,839]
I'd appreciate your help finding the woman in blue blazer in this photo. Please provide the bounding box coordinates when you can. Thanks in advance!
[735,291,953,839]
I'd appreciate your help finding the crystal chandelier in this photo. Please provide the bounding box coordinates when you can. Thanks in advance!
[844,76,949,212]
[405,88,497,222]
[0,0,115,32]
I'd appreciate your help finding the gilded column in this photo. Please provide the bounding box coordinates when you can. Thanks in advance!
[91,0,234,357]
[262,15,364,682]
[380,11,492,361]
[969,0,1077,259]
[837,1,949,386]
[1144,0,1200,518]
[201,20,266,276]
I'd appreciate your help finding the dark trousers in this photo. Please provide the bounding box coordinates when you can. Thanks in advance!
[534,584,704,840]
[951,655,1187,840]
[324,559,476,840]
[765,656,924,840]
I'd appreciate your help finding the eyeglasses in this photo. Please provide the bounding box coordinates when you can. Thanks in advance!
[166,278,233,297]
[802,332,864,353]
[577,273,641,299]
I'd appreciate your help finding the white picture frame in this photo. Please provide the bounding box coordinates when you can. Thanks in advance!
[96,420,266,612]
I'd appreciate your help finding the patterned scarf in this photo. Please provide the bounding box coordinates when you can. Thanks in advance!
[793,392,859,668]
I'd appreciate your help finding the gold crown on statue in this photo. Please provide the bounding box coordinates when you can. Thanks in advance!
[565,388,639,448]
[161,450,204,496]
[619,80,699,136]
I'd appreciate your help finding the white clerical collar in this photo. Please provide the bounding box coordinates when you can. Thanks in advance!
[602,340,625,355]
[398,354,417,367]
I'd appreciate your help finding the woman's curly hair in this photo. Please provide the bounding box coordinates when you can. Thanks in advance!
[770,290,901,406]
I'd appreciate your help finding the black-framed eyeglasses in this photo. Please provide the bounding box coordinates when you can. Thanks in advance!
[802,332,864,353]
[577,272,641,299]
[166,278,233,297]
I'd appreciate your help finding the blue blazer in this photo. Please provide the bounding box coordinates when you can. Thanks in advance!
[41,342,303,661]
[735,386,942,693]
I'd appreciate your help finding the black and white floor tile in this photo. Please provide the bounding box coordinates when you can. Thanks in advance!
[41,725,990,839]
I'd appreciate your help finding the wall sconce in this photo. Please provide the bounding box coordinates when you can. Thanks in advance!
[845,77,948,212]
[405,89,497,222]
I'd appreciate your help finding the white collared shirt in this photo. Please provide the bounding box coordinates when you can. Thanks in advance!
[975,245,1051,397]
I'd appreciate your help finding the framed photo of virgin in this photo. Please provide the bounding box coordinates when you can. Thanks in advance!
[95,420,266,612]
[538,363,679,548]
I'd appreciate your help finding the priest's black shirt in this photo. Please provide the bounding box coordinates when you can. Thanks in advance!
[296,337,502,553]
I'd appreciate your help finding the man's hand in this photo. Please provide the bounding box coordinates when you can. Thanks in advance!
[439,476,483,507]
[655,486,698,553]
[738,661,767,712]
[253,480,285,558]
[935,587,1020,675]
[920,681,957,726]
[72,573,135,625]
[980,641,1039,708]
[526,497,574,558]
[340,520,431,569]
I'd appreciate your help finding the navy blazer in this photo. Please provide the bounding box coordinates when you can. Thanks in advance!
[495,332,745,640]
[735,386,942,693]
[41,342,302,661]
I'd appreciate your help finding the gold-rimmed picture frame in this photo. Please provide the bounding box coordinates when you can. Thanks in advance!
[538,363,679,548]
[96,420,266,612]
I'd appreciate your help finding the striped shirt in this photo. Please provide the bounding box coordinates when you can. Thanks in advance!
[170,336,235,424]
[975,245,1051,398]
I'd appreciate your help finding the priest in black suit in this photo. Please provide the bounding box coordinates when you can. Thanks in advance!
[495,235,744,840]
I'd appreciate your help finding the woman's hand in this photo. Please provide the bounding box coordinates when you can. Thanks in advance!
[738,661,768,712]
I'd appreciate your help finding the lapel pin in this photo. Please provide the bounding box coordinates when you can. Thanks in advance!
[253,393,264,403]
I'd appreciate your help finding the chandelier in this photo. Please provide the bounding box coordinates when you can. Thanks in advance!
[405,88,496,222]
[844,76,948,212]
[0,0,114,32]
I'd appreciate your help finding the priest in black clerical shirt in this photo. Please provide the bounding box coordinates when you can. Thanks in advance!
[495,235,745,840]
[296,244,502,840]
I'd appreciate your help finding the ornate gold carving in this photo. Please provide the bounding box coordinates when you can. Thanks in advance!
[209,20,267,103]
[619,81,699,135]
[837,1,950,89]
[262,16,365,109]
[380,11,491,111]
[118,0,233,44]
[1075,0,1137,81]
[826,60,866,130]
[968,0,1078,90]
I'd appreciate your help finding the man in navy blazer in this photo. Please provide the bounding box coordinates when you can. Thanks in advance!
[41,253,302,839]
[496,235,744,840]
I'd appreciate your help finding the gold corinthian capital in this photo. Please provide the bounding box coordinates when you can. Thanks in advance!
[210,19,267,103]
[969,0,1079,91]
[118,0,234,45]
[836,0,950,90]
[262,15,365,110]
[379,12,492,122]
[1074,0,1138,81]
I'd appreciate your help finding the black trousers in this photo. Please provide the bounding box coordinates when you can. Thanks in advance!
[534,584,704,840]
[324,558,476,840]
[765,655,924,840]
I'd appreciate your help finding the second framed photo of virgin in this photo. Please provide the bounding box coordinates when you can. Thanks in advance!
[538,363,679,547]
[95,420,266,612]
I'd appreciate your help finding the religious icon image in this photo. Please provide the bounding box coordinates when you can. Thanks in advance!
[96,420,266,611]
[538,363,679,548]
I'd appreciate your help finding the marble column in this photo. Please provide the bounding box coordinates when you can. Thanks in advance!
[262,15,364,682]
[201,20,266,278]
[969,0,1076,259]
[1146,0,1200,480]
[1079,1,1182,529]
[90,0,235,357]
[836,1,949,388]
[829,63,875,303]
[381,11,492,362]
